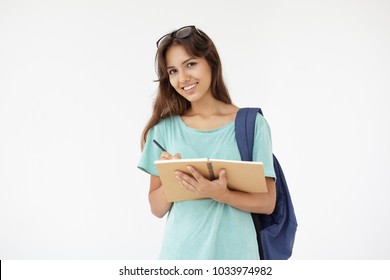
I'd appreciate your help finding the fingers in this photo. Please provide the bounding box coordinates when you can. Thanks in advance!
[175,166,211,183]
[159,152,171,160]
[176,174,196,192]
[159,152,181,160]
[186,166,203,181]
[175,168,229,199]
[175,169,198,186]
[174,166,206,193]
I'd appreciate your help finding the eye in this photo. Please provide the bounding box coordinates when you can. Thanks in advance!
[187,62,197,68]
[168,68,177,75]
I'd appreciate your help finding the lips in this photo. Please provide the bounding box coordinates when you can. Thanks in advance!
[182,82,198,92]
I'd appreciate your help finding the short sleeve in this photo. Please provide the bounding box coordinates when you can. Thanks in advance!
[252,114,276,179]
[137,125,163,176]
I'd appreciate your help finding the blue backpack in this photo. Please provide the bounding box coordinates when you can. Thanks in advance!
[235,107,298,260]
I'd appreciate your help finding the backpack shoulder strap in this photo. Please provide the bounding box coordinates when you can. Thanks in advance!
[235,107,298,260]
[235,107,263,161]
[235,107,265,259]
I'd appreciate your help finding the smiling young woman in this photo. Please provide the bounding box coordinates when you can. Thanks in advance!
[138,25,276,260]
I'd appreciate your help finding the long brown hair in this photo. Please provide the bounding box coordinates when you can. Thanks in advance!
[141,27,232,149]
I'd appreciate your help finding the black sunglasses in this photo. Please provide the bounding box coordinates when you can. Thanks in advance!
[156,25,200,48]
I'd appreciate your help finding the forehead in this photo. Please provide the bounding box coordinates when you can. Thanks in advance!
[165,44,195,66]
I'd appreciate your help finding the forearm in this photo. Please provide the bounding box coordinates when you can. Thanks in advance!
[174,167,276,214]
[217,190,275,214]
[149,185,172,218]
[216,178,276,214]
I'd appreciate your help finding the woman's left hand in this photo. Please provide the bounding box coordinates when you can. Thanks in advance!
[174,166,229,202]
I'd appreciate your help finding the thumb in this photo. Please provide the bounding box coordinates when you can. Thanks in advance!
[218,169,227,183]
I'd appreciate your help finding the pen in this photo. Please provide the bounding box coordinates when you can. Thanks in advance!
[153,139,167,152]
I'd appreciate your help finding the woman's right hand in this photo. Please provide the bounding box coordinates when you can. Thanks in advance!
[159,152,182,160]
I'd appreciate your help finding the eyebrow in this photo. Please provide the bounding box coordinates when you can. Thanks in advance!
[167,57,196,70]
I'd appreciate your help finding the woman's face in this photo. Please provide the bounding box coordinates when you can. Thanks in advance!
[165,44,212,103]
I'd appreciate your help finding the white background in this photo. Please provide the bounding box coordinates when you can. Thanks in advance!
[1,0,389,260]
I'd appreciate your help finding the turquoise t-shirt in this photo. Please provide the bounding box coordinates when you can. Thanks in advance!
[138,114,275,260]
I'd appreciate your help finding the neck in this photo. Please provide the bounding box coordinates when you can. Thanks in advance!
[188,97,224,116]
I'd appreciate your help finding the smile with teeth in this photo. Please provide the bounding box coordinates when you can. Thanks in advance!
[182,83,198,91]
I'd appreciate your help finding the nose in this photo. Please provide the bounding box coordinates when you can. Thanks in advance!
[178,70,190,84]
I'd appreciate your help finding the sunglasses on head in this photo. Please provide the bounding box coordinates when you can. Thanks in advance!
[156,25,201,48]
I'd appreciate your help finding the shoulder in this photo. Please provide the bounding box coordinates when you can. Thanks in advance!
[254,112,272,137]
[149,115,180,136]
[255,112,270,127]
[153,115,179,128]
